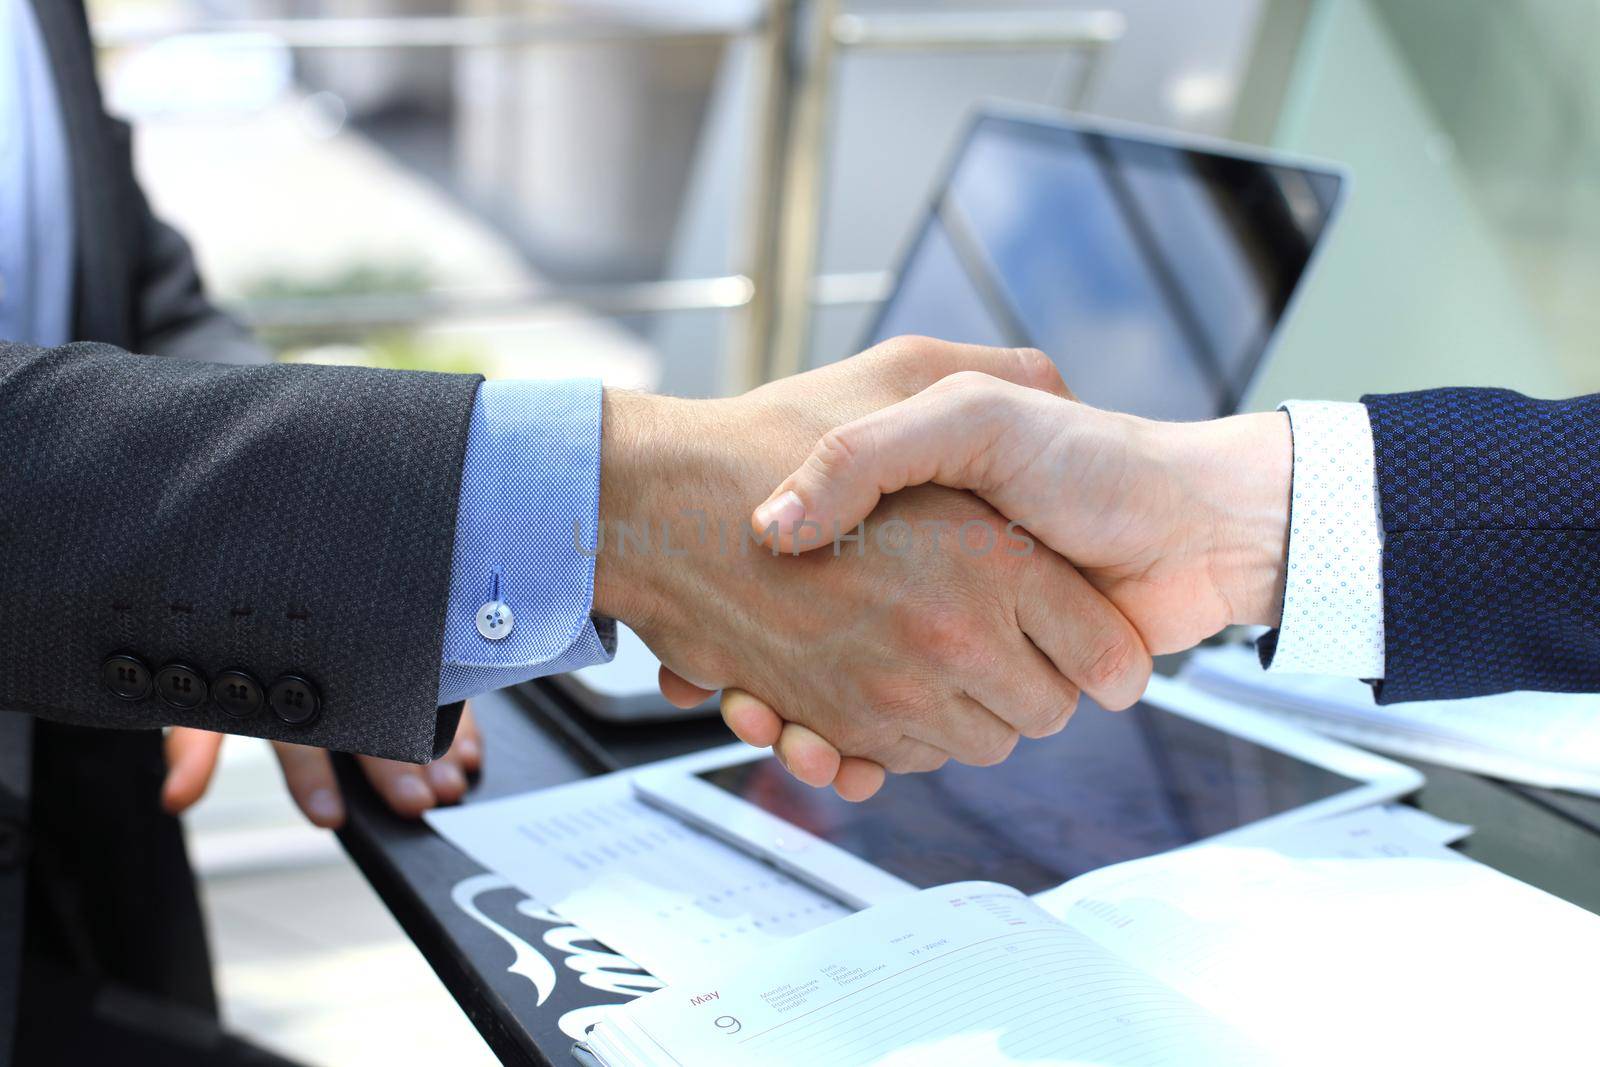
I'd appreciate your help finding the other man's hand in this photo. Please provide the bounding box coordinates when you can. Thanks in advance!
[758,372,1293,650]
[162,703,483,827]
[738,372,1293,785]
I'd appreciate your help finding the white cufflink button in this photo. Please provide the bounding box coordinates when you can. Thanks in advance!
[476,600,515,640]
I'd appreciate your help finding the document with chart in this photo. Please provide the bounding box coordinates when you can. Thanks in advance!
[425,769,847,982]
[578,807,1600,1066]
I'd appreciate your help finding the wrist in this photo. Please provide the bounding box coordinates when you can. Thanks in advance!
[1176,411,1293,628]
[591,389,752,633]
[593,389,679,628]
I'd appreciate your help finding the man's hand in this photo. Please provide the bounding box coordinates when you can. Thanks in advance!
[605,339,1152,796]
[740,372,1293,784]
[163,704,483,827]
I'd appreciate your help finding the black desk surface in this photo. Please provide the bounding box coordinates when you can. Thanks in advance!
[334,681,1600,1067]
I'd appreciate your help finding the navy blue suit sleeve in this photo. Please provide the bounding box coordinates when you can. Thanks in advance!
[1363,387,1600,702]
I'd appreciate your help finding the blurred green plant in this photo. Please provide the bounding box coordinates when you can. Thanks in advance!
[240,263,488,375]
[245,263,432,304]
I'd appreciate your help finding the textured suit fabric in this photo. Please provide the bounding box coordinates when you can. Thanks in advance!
[2,2,475,1061]
[3,3,255,1060]
[1364,387,1600,703]
[0,340,480,761]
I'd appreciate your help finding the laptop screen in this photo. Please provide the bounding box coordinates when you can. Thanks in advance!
[866,113,1343,418]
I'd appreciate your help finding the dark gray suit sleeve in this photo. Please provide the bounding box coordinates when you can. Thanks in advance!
[0,341,482,763]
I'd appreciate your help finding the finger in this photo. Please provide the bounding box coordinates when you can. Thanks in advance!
[424,755,470,805]
[873,735,951,775]
[446,702,483,775]
[832,758,886,802]
[357,755,440,819]
[772,722,842,788]
[271,741,346,828]
[901,692,1020,769]
[958,628,1084,741]
[660,665,718,709]
[753,372,1023,553]
[1018,555,1153,713]
[162,728,225,815]
[721,689,784,749]
[879,338,1071,399]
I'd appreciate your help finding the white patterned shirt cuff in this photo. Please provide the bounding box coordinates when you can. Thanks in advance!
[1259,400,1386,678]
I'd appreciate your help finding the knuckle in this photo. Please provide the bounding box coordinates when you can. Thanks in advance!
[880,747,921,774]
[886,746,949,775]
[1028,691,1079,738]
[968,729,1020,767]
[1083,632,1144,702]
[1012,347,1066,393]
[911,607,987,673]
[810,425,862,478]
[873,334,937,376]
[1018,693,1065,738]
[933,369,993,395]
[885,333,933,352]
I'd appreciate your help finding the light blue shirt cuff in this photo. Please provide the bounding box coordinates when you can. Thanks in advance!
[437,378,615,705]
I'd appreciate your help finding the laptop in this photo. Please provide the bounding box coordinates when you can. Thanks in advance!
[558,106,1346,722]
[865,105,1345,418]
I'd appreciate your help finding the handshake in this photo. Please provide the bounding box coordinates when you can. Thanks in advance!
[597,337,1294,800]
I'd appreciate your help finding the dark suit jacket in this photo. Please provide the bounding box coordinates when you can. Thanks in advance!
[3,3,482,1059]
[1365,388,1600,703]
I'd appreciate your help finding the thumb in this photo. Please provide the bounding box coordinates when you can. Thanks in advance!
[162,728,225,815]
[658,665,718,709]
[753,371,1016,553]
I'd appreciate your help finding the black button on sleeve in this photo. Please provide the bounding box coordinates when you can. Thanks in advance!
[155,663,208,710]
[101,654,152,701]
[268,675,321,725]
[213,670,264,718]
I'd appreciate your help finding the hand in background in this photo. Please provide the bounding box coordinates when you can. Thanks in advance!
[162,703,483,827]
[609,339,1151,797]
[733,371,1294,790]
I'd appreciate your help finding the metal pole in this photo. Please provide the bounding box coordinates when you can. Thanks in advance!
[765,0,842,383]
[762,7,1125,382]
[731,0,799,394]
[235,276,755,334]
[830,10,1124,51]
[91,13,755,50]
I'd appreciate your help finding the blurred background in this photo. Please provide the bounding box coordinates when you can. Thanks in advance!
[82,0,1599,1062]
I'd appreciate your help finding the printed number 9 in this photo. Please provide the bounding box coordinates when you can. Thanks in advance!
[714,1016,741,1035]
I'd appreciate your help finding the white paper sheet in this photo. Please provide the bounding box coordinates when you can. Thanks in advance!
[1183,645,1600,794]
[1045,807,1600,1065]
[1369,802,1472,846]
[425,771,848,983]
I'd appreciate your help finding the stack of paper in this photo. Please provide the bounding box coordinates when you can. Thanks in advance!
[579,807,1600,1066]
[1182,645,1600,795]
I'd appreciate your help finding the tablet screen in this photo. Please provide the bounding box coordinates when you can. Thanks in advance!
[697,698,1358,896]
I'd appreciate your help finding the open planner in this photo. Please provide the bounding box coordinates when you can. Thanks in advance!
[1183,645,1600,795]
[576,809,1600,1066]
